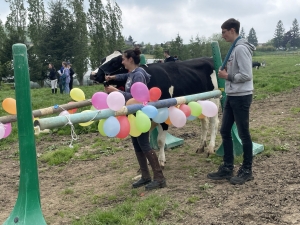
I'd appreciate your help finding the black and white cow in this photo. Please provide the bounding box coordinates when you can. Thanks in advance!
[91,51,220,167]
[252,61,265,69]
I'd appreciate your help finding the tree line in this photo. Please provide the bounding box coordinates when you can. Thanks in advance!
[139,18,300,60]
[0,0,299,84]
[0,0,123,84]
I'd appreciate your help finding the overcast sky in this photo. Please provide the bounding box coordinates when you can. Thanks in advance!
[1,0,300,44]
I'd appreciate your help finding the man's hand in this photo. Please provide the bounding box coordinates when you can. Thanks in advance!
[218,69,228,79]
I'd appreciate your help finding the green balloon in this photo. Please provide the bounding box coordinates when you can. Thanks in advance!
[98,119,107,136]
[188,101,202,117]
[135,110,151,133]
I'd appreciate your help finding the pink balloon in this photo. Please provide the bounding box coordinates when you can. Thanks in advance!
[130,82,149,102]
[107,91,125,111]
[0,124,5,139]
[198,100,218,117]
[91,92,109,110]
[59,110,70,116]
[3,123,12,138]
[169,106,186,128]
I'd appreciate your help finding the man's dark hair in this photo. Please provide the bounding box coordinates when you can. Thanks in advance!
[164,50,170,55]
[221,18,240,34]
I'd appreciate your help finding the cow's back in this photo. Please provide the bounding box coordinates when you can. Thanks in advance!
[143,58,215,98]
[172,57,215,97]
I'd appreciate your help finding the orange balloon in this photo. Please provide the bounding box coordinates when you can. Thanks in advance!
[126,98,142,106]
[198,114,206,119]
[67,101,78,114]
[165,117,172,125]
[2,98,17,115]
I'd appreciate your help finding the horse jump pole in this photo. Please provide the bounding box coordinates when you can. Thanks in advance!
[34,90,222,130]
[4,44,47,224]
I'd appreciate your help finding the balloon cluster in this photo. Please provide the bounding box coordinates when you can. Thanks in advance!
[69,82,218,139]
[0,83,218,140]
[0,98,16,139]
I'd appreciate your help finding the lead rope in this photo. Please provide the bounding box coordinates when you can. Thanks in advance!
[221,36,241,70]
[57,103,101,148]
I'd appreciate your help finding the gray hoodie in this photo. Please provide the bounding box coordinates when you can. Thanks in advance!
[115,67,151,101]
[226,38,256,96]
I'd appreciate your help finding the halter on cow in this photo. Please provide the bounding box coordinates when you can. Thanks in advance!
[92,51,220,168]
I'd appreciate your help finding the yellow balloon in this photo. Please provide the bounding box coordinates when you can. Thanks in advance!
[2,98,17,115]
[70,88,85,102]
[79,110,94,127]
[128,114,141,137]
[98,119,107,136]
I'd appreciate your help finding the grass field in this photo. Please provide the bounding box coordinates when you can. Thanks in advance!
[0,53,300,224]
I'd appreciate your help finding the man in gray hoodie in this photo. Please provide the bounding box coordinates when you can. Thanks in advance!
[207,18,255,185]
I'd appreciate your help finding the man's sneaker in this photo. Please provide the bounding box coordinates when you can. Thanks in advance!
[207,164,233,180]
[230,167,254,185]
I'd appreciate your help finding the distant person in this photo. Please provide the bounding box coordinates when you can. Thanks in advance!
[164,50,175,63]
[207,18,255,185]
[68,63,74,91]
[174,55,178,61]
[48,63,57,94]
[62,61,70,94]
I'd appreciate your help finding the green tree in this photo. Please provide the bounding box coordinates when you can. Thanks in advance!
[3,0,27,80]
[105,1,123,53]
[240,27,246,39]
[87,0,107,68]
[5,0,27,43]
[290,18,300,48]
[169,33,190,59]
[42,1,74,71]
[273,20,285,48]
[153,45,164,59]
[247,28,258,46]
[27,0,46,82]
[0,20,8,83]
[189,34,206,58]
[69,0,89,83]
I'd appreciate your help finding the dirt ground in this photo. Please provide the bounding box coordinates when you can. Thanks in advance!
[1,87,300,225]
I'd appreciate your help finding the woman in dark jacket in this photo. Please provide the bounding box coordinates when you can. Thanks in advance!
[105,48,166,191]
[48,63,57,94]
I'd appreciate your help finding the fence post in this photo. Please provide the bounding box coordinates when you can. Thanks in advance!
[4,44,47,225]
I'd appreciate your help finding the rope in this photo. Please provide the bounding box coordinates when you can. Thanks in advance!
[221,36,241,70]
[62,113,78,148]
[58,101,100,148]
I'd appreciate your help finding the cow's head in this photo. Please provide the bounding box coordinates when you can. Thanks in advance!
[94,51,128,84]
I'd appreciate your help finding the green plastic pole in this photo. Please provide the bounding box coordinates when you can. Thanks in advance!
[211,41,226,110]
[211,41,264,157]
[4,44,47,224]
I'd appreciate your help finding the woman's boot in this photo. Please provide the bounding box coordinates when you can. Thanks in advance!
[132,151,151,188]
[144,150,166,190]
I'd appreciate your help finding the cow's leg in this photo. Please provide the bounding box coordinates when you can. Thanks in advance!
[206,98,220,156]
[206,115,219,157]
[156,124,167,169]
[196,117,209,153]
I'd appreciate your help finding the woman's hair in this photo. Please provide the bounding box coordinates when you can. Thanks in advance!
[124,48,141,65]
[49,63,55,69]
[62,61,68,67]
[221,18,240,34]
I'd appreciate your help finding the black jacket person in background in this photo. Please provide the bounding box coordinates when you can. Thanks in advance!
[164,50,175,63]
[68,63,74,91]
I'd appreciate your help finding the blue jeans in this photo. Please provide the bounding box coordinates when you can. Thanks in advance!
[131,132,152,153]
[220,94,253,169]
